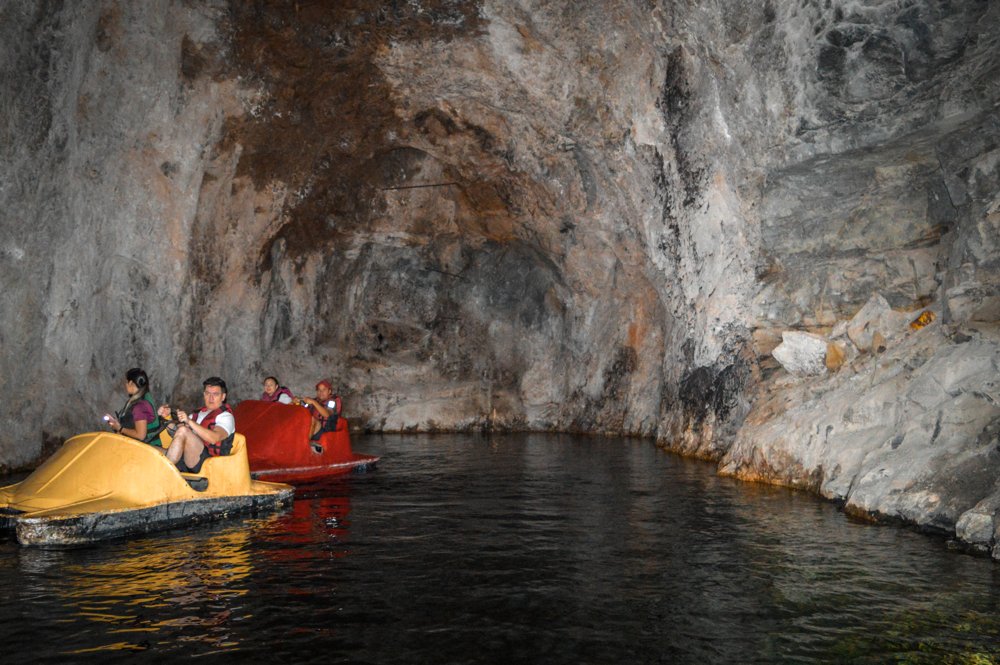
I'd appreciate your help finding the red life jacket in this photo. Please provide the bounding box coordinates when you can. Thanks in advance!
[194,404,235,456]
[260,386,293,403]
[308,395,341,423]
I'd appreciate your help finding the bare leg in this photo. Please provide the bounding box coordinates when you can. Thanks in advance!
[165,429,188,464]
[182,436,206,469]
[165,428,206,469]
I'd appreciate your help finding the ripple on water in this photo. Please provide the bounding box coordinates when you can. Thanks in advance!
[0,433,998,663]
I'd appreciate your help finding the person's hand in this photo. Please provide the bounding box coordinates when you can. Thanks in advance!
[106,415,121,431]
[177,410,189,425]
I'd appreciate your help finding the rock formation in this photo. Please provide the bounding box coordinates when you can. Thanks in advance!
[1,2,998,554]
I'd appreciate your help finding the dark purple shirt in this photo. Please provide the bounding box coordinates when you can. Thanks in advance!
[132,400,155,424]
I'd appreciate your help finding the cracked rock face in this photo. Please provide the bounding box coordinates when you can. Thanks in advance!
[1,0,999,552]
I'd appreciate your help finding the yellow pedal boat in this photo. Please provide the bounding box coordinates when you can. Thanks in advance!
[0,430,294,547]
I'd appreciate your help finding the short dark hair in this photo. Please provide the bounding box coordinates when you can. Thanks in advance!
[264,376,279,384]
[203,376,228,396]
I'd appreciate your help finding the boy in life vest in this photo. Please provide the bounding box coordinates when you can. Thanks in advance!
[300,379,341,441]
[158,376,235,473]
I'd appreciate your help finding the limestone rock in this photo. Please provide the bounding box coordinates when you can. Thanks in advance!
[772,331,828,376]
[721,324,1000,551]
[825,340,850,372]
[1,0,999,490]
[947,282,1000,323]
[955,510,995,551]
[846,294,911,352]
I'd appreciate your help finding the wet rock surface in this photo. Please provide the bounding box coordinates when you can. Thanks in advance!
[1,0,999,555]
[722,321,1000,552]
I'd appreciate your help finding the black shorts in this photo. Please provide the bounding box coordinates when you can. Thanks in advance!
[176,446,211,474]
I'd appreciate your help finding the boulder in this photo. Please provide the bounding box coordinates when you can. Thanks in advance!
[955,510,995,550]
[772,331,828,376]
[846,294,911,352]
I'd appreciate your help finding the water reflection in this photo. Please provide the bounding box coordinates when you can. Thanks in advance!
[12,524,263,655]
[258,480,353,563]
[0,435,999,663]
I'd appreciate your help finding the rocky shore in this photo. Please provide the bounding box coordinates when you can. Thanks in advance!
[716,296,1000,558]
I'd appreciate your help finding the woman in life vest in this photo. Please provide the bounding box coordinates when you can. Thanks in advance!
[104,368,162,445]
[261,376,294,404]
[300,379,341,441]
[157,376,235,473]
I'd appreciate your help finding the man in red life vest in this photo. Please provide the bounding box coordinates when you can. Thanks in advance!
[158,376,235,473]
[300,379,340,441]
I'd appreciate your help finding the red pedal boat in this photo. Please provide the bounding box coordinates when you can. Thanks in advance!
[233,400,379,482]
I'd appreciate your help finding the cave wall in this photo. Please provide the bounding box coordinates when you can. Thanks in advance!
[717,0,1000,553]
[0,0,239,464]
[1,0,689,467]
[0,0,998,495]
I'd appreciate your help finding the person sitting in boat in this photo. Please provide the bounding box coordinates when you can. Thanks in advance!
[104,367,163,446]
[157,376,235,473]
[261,376,294,404]
[300,379,341,441]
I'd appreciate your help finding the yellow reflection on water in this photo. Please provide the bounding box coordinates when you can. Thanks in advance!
[62,526,254,604]
[16,517,281,655]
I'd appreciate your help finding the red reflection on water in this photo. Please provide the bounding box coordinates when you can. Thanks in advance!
[262,479,354,566]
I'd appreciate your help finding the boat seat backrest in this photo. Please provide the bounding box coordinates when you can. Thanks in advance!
[228,434,245,456]
[196,434,252,494]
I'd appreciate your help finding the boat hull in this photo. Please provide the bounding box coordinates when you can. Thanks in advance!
[234,401,380,482]
[11,487,293,547]
[0,431,294,547]
[250,455,379,483]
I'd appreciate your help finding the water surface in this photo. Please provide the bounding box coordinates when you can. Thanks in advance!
[1,433,998,663]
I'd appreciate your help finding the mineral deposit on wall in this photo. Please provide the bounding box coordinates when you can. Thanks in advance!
[1,1,998,553]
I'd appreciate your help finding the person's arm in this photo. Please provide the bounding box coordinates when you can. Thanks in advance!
[105,414,122,432]
[120,419,147,440]
[278,393,293,405]
[106,413,147,440]
[302,397,331,418]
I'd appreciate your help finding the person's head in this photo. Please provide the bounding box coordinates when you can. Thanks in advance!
[124,368,149,396]
[202,376,228,409]
[316,379,332,401]
[262,376,279,396]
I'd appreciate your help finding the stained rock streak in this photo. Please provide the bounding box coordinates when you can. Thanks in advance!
[0,0,999,555]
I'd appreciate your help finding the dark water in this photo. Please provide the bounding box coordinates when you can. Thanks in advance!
[1,433,999,664]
